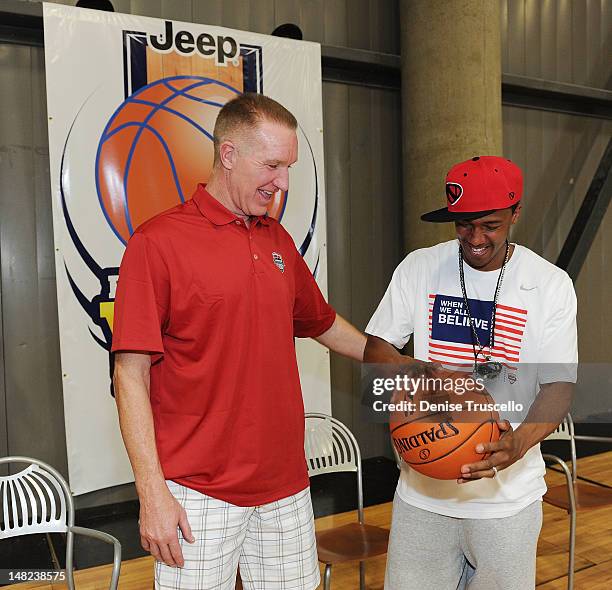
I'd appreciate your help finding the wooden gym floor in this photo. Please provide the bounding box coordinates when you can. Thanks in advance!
[5,451,612,590]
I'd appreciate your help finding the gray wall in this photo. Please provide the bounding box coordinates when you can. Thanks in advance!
[0,41,67,474]
[0,0,402,502]
[324,83,403,457]
[500,0,611,364]
[32,0,400,53]
[501,0,610,88]
[503,107,612,362]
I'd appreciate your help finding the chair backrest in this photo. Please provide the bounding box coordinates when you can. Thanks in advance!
[304,413,364,521]
[544,416,574,442]
[0,457,74,539]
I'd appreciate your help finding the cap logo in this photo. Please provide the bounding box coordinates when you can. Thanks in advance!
[446,182,463,206]
[508,191,515,200]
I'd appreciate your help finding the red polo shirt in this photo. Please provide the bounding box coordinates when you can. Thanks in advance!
[111,185,336,506]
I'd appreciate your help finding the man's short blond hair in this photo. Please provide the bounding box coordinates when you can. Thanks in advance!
[213,93,297,166]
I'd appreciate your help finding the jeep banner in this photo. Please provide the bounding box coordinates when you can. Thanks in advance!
[43,3,329,494]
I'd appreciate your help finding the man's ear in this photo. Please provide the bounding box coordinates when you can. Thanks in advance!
[219,140,236,170]
[511,203,522,224]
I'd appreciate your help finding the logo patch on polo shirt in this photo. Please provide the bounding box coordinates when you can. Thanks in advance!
[272,252,285,273]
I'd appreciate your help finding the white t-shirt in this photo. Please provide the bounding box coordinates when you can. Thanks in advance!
[366,239,578,518]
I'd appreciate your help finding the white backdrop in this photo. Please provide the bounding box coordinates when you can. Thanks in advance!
[43,2,330,495]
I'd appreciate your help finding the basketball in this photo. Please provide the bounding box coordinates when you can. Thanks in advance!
[95,76,287,244]
[390,369,501,480]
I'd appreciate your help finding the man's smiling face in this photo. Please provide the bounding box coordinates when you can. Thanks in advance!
[455,206,521,271]
[226,120,298,218]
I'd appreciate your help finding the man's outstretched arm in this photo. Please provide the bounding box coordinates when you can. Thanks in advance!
[363,334,405,363]
[364,334,437,374]
[314,319,434,370]
[114,352,195,567]
[314,314,367,361]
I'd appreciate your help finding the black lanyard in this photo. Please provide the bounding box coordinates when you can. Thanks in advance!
[458,241,509,379]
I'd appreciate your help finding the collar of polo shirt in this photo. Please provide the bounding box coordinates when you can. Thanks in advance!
[193,183,270,226]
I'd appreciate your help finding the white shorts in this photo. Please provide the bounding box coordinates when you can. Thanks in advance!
[155,481,320,590]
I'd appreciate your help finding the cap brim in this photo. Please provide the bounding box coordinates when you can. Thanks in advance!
[420,208,498,223]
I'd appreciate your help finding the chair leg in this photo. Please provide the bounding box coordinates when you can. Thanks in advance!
[323,564,332,590]
[359,561,366,590]
[65,531,75,590]
[568,506,576,590]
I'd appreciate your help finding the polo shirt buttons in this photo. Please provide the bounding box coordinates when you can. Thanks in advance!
[253,254,259,260]
[235,220,241,225]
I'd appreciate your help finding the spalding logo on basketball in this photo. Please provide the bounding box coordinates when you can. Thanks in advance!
[95,76,287,244]
[390,370,500,480]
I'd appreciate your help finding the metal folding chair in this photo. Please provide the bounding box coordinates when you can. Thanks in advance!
[0,456,121,589]
[305,413,389,590]
[542,415,612,590]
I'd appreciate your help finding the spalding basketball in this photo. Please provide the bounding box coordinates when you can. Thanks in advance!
[390,370,501,480]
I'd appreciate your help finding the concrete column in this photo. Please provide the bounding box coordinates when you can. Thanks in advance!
[400,0,503,250]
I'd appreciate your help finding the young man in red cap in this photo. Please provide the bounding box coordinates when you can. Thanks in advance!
[365,156,577,589]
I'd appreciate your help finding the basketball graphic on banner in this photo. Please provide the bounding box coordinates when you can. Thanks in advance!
[96,76,287,244]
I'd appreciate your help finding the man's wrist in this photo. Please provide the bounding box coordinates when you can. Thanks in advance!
[512,424,541,459]
[135,472,168,497]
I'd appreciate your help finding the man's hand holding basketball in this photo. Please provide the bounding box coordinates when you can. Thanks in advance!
[457,420,524,483]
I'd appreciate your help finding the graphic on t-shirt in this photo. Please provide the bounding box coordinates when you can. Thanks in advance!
[428,294,527,368]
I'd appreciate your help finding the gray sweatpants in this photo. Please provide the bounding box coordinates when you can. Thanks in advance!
[384,494,543,590]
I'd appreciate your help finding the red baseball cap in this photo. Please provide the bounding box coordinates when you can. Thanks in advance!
[421,156,523,222]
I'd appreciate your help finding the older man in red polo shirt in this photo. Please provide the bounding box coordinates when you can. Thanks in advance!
[111,93,366,590]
